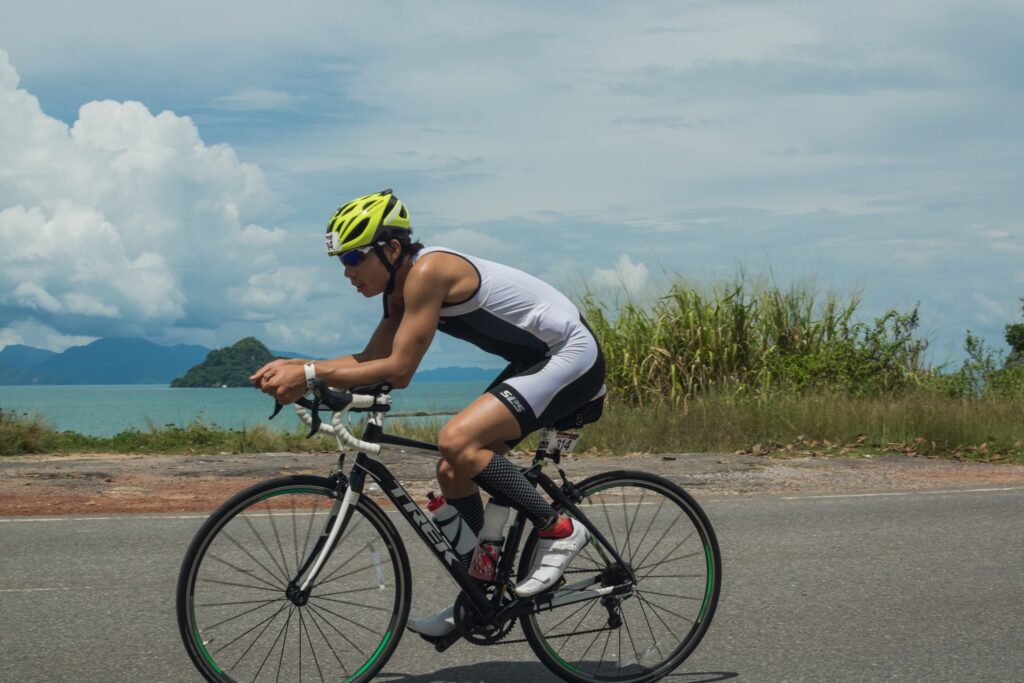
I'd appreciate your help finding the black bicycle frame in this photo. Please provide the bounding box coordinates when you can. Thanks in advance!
[328,420,636,622]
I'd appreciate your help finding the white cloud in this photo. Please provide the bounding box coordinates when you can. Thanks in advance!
[0,49,312,350]
[590,255,649,294]
[0,319,97,353]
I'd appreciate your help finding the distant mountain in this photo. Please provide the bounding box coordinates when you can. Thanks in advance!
[414,366,499,382]
[0,344,57,370]
[25,338,210,385]
[172,337,277,387]
[0,362,58,385]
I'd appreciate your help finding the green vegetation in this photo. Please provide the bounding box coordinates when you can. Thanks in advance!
[2,279,1022,461]
[171,337,277,387]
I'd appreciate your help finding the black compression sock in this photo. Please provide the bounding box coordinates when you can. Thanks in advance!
[472,454,557,528]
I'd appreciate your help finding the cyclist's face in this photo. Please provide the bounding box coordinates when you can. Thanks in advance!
[341,241,399,297]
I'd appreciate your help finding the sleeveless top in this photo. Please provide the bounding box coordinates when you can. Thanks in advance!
[412,246,587,364]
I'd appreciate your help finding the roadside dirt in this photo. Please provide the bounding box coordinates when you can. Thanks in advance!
[2,449,1022,516]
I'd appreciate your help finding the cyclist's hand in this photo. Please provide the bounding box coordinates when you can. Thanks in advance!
[250,358,294,388]
[252,361,306,404]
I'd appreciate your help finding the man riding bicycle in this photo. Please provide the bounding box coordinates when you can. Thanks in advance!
[251,189,606,637]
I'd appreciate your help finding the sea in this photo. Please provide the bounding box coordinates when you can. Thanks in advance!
[0,382,487,437]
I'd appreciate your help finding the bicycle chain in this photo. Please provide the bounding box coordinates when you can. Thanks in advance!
[488,624,620,646]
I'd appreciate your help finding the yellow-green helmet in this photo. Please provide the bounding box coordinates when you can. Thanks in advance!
[325,188,411,256]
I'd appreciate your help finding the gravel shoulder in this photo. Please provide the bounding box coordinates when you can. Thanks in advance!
[2,449,1023,516]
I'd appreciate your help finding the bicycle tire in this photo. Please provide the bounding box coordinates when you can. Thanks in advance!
[518,470,721,683]
[176,475,411,683]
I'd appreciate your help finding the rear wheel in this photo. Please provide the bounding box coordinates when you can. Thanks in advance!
[518,470,721,682]
[177,475,411,682]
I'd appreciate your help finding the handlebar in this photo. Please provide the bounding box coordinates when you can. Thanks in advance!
[268,379,393,454]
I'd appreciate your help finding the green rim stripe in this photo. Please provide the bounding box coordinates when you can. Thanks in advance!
[698,543,713,622]
[543,636,581,674]
[194,625,222,674]
[344,630,392,682]
[255,487,323,502]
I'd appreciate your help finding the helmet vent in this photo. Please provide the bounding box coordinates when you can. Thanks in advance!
[347,216,371,243]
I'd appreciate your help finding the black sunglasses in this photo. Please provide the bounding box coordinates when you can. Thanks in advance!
[338,246,375,267]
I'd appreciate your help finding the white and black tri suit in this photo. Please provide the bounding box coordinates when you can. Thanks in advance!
[413,247,606,445]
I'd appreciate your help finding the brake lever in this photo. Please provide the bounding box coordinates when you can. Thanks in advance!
[269,396,323,438]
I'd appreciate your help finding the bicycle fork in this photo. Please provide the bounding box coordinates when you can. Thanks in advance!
[284,473,359,605]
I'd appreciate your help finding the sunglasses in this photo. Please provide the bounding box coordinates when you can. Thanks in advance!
[338,245,375,267]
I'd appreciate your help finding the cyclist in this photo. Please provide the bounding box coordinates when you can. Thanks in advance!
[251,189,605,637]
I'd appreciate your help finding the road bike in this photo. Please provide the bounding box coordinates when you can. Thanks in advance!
[176,380,721,682]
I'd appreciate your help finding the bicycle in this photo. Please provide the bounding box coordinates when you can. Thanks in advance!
[176,380,721,682]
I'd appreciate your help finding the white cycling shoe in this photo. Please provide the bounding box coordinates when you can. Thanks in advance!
[515,520,590,597]
[407,603,456,637]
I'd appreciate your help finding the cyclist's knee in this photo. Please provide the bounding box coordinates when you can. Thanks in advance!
[437,421,472,464]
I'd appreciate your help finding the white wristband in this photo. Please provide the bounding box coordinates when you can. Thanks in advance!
[303,362,317,389]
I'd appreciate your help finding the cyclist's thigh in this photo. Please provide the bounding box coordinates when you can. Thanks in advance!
[491,327,604,437]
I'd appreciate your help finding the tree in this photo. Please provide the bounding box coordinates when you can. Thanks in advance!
[1006,297,1024,368]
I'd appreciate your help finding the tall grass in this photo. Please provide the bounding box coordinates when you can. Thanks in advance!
[2,275,1021,461]
[581,275,931,403]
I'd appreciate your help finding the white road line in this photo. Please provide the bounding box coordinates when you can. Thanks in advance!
[1,486,1021,523]
[780,486,1024,500]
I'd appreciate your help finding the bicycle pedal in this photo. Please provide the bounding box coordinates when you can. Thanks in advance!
[418,630,461,653]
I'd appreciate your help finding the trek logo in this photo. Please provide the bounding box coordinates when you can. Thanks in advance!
[500,389,526,414]
[390,486,458,567]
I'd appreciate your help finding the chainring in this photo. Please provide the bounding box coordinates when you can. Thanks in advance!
[453,590,516,645]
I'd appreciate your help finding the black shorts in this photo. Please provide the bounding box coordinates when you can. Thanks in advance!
[486,323,606,447]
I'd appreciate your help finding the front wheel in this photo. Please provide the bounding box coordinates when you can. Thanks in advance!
[519,470,721,683]
[176,475,411,683]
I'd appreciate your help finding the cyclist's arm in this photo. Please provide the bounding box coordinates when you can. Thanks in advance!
[313,267,444,389]
[249,306,400,387]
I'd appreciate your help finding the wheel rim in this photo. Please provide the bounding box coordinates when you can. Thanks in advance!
[185,485,402,682]
[525,478,717,681]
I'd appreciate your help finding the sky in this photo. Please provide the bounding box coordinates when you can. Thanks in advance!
[1,0,1022,370]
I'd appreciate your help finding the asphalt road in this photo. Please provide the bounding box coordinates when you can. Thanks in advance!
[1,486,1022,682]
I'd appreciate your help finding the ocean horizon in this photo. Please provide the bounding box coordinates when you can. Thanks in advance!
[0,382,487,437]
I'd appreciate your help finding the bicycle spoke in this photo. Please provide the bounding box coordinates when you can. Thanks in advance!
[307,600,383,637]
[312,594,393,613]
[635,549,703,575]
[632,509,687,573]
[540,597,597,636]
[222,601,289,667]
[596,625,613,675]
[306,602,371,657]
[252,604,293,683]
[636,593,686,639]
[635,531,697,579]
[305,603,350,676]
[198,576,284,593]
[298,607,326,683]
[628,492,668,563]
[274,604,293,683]
[314,559,380,588]
[314,585,385,599]
[630,587,663,662]
[206,550,283,592]
[243,513,290,583]
[204,596,287,632]
[199,597,287,608]
[265,501,292,579]
[634,588,703,602]
[220,529,289,588]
